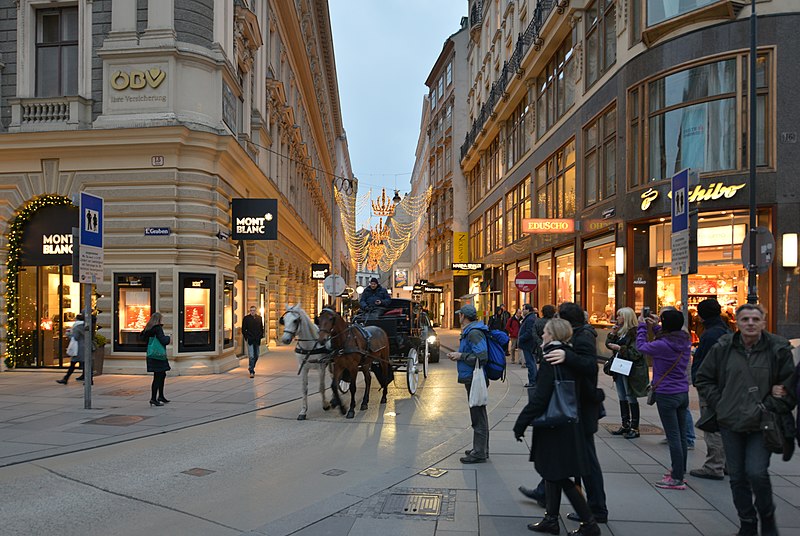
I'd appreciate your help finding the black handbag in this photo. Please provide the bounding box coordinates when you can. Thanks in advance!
[531,365,579,428]
[602,355,615,376]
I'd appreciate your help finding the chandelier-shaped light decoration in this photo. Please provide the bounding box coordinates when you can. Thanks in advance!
[371,217,390,242]
[371,188,396,217]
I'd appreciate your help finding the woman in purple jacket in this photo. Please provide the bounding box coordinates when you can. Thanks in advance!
[637,308,692,490]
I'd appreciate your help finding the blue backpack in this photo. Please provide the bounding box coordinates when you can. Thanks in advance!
[470,326,509,381]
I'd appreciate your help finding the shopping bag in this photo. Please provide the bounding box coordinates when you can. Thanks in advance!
[66,337,79,357]
[609,357,633,376]
[469,362,488,407]
[147,336,167,360]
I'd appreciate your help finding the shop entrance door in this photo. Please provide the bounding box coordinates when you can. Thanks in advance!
[16,265,80,368]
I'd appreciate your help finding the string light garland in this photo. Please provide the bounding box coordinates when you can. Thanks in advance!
[3,194,74,368]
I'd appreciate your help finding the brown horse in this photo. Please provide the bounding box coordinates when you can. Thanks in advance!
[316,308,392,419]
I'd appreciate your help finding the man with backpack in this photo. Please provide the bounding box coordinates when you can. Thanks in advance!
[448,304,491,464]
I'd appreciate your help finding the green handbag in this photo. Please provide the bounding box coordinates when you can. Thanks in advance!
[147,336,167,360]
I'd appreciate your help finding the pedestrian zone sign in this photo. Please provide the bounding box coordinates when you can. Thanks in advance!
[671,170,690,275]
[79,192,104,284]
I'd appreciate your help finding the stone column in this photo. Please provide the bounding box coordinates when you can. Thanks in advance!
[141,0,176,45]
[108,0,138,45]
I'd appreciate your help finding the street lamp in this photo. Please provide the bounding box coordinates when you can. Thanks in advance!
[392,189,402,204]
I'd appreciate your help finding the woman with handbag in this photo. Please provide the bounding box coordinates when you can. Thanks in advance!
[636,308,692,490]
[513,318,599,535]
[56,314,86,385]
[142,312,171,406]
[605,307,647,439]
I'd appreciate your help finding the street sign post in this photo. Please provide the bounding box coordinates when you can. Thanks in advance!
[79,192,104,409]
[671,169,690,275]
[515,271,538,293]
[741,227,775,274]
[323,274,346,297]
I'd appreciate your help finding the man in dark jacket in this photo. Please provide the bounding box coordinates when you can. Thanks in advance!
[360,278,390,318]
[696,304,796,536]
[242,305,265,378]
[689,299,731,480]
[535,304,556,338]
[517,304,541,386]
[488,304,510,332]
[519,302,608,523]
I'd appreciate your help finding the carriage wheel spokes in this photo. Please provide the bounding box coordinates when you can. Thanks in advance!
[406,348,419,395]
[422,341,430,379]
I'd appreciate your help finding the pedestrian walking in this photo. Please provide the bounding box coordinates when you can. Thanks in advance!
[506,308,522,364]
[518,304,542,384]
[605,307,648,439]
[689,298,731,480]
[696,304,796,536]
[242,305,265,378]
[514,317,600,535]
[447,304,490,464]
[142,312,171,406]
[56,314,86,385]
[637,307,692,490]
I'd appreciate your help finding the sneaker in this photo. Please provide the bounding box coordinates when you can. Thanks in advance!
[623,429,640,439]
[459,455,487,464]
[662,472,686,483]
[689,468,724,480]
[655,476,686,490]
[688,442,695,450]
[249,372,255,378]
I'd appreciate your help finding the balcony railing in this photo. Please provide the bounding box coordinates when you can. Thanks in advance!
[470,1,483,29]
[9,95,93,132]
[461,0,556,162]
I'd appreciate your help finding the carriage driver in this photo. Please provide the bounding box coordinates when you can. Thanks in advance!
[360,277,391,320]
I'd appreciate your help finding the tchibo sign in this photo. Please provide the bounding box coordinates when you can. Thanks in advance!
[231,199,278,240]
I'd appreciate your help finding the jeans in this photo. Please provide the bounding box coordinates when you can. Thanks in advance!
[656,391,689,481]
[720,428,774,522]
[464,382,489,458]
[522,348,538,385]
[685,407,696,445]
[247,342,260,373]
[614,374,637,404]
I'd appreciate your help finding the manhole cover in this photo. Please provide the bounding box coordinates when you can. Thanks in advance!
[381,493,441,516]
[181,468,215,477]
[419,468,448,478]
[322,469,347,476]
[86,415,149,426]
[102,389,144,397]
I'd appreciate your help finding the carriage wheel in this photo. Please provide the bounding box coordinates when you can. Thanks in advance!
[422,341,429,379]
[406,348,419,395]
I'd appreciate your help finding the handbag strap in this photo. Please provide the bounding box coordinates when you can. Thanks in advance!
[652,353,682,390]
[735,344,773,410]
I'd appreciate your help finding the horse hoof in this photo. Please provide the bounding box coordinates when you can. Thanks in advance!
[323,404,331,411]
[360,403,368,411]
[297,414,306,421]
[338,406,347,416]
[346,410,355,419]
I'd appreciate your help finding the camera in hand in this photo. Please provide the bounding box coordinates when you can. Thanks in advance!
[641,306,651,318]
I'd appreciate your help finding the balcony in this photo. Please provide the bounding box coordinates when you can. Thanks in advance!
[9,96,93,132]
[460,0,557,162]
[470,1,483,35]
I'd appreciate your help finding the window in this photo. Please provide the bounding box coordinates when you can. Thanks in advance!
[179,273,216,352]
[647,0,716,27]
[470,219,484,260]
[36,7,78,97]
[555,249,575,304]
[438,77,444,98]
[485,201,503,254]
[536,35,576,138]
[584,238,616,326]
[485,137,501,191]
[505,178,531,245]
[585,0,616,87]
[505,96,529,170]
[223,278,234,349]
[584,106,617,206]
[629,53,770,186]
[536,255,552,307]
[114,274,156,352]
[446,62,453,86]
[535,140,576,218]
[468,162,483,208]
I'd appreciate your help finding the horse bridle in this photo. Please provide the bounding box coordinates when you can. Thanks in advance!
[280,311,319,343]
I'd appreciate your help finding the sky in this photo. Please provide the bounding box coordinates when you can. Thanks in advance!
[328,1,467,198]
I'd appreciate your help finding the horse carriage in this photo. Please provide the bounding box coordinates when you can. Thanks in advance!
[280,297,438,420]
[355,298,437,396]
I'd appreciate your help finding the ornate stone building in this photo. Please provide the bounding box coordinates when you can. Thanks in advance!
[0,0,351,374]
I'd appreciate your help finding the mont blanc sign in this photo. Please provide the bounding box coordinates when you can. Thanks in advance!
[231,199,278,240]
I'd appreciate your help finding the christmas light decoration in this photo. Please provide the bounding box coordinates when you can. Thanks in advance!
[3,194,74,368]
[371,218,390,242]
[371,188,396,217]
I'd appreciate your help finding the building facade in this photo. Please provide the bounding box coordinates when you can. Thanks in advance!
[459,0,800,339]
[0,0,350,374]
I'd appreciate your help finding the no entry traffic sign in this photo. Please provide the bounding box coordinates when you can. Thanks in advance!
[515,271,538,292]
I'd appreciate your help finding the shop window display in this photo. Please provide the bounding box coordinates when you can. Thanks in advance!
[585,241,616,326]
[179,274,215,352]
[537,256,552,307]
[114,274,155,351]
[223,278,234,348]
[556,251,575,305]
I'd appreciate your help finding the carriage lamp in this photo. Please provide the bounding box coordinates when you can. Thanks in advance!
[783,233,798,268]
[427,335,437,344]
[356,285,365,295]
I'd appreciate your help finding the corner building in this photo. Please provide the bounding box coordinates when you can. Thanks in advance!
[0,0,349,374]
[461,0,800,339]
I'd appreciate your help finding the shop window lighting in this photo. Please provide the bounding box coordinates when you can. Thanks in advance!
[783,233,798,268]
[615,246,625,275]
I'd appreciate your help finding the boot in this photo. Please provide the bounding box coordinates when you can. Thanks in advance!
[736,518,758,536]
[625,403,641,438]
[611,401,630,435]
[569,521,601,536]
[528,514,560,534]
[760,512,779,536]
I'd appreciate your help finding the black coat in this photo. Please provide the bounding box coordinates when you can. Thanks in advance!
[690,316,730,384]
[242,314,264,344]
[565,323,603,435]
[514,342,589,480]
[517,312,541,355]
[142,324,171,373]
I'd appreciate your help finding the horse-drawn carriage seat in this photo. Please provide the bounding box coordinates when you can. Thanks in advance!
[383,308,404,316]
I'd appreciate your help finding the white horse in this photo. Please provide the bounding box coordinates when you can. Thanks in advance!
[280,304,331,420]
